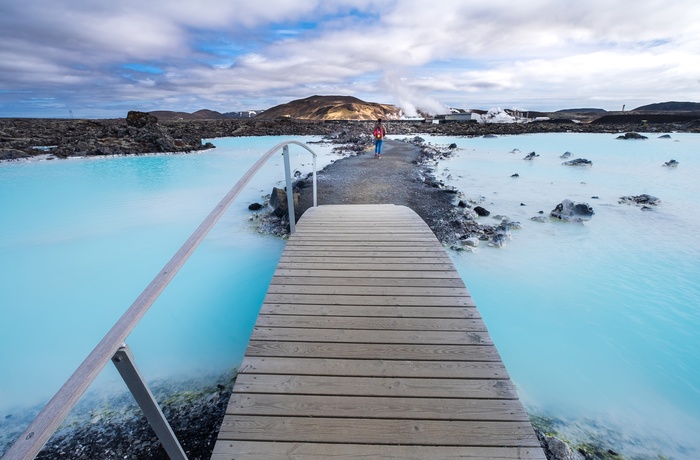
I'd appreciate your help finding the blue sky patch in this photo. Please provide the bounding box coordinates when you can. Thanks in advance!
[122,63,164,74]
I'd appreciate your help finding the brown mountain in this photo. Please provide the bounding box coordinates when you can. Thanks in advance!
[254,95,401,121]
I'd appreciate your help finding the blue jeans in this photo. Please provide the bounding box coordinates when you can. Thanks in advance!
[375,139,383,154]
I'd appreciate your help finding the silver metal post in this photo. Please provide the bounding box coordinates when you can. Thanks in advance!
[282,144,296,233]
[111,344,188,460]
[312,153,317,207]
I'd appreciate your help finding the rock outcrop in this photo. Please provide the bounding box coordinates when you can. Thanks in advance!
[619,194,660,206]
[0,112,214,159]
[562,158,592,166]
[616,132,648,140]
[268,187,299,218]
[550,199,594,222]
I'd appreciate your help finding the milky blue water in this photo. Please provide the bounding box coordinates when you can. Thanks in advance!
[424,132,700,458]
[1,133,699,458]
[0,136,339,453]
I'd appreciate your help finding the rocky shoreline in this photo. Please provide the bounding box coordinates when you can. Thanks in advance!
[3,111,700,160]
[0,371,236,460]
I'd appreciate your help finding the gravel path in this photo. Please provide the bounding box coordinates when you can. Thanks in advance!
[294,139,459,243]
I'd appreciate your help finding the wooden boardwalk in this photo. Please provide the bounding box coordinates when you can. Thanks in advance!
[212,204,545,459]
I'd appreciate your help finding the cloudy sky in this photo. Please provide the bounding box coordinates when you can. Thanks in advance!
[1,0,699,118]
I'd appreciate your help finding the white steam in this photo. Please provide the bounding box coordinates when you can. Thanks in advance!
[381,71,448,117]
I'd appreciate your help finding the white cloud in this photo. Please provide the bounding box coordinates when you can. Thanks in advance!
[2,0,700,116]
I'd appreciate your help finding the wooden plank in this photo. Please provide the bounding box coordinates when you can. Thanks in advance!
[233,374,518,399]
[254,315,487,331]
[250,327,493,345]
[281,240,444,248]
[272,268,464,279]
[227,393,530,421]
[286,226,434,234]
[244,341,502,361]
[282,247,446,255]
[259,303,481,318]
[262,293,473,306]
[274,262,456,271]
[238,357,510,379]
[217,417,540,447]
[212,442,547,460]
[269,276,467,287]
[278,256,453,264]
[277,259,455,268]
[266,284,468,297]
[288,235,439,242]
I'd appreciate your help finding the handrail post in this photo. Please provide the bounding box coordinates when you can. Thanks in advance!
[312,153,317,207]
[282,144,296,233]
[111,344,188,460]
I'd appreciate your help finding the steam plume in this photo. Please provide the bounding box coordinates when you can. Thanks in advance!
[381,71,448,117]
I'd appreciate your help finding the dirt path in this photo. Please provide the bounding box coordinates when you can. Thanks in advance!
[295,139,458,242]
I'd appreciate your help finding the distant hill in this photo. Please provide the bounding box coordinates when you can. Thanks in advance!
[555,108,607,114]
[148,109,227,120]
[254,95,401,121]
[633,101,700,111]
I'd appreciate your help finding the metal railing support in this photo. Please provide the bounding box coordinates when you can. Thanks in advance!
[282,144,296,234]
[111,344,187,460]
[312,153,318,207]
[2,140,319,460]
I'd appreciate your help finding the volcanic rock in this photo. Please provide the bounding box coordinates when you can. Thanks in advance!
[268,187,299,217]
[562,158,592,166]
[619,194,660,206]
[550,199,594,222]
[0,148,31,160]
[616,132,648,140]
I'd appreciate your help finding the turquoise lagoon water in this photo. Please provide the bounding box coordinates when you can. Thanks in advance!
[1,133,699,458]
[423,132,700,458]
[0,136,337,453]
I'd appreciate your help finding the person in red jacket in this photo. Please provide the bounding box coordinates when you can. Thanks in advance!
[372,118,386,158]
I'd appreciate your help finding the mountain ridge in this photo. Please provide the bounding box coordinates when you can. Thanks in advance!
[253,95,401,121]
[632,101,700,111]
[145,98,700,122]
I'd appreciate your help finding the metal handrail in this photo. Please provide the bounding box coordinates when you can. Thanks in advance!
[2,140,318,460]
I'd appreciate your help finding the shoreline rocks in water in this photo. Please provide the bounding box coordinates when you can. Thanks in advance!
[0,111,216,160]
[562,158,592,166]
[2,114,700,161]
[550,199,595,222]
[0,371,236,460]
[618,194,660,207]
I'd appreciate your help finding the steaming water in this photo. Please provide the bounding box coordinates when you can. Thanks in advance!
[425,132,700,458]
[1,133,699,458]
[0,136,337,453]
